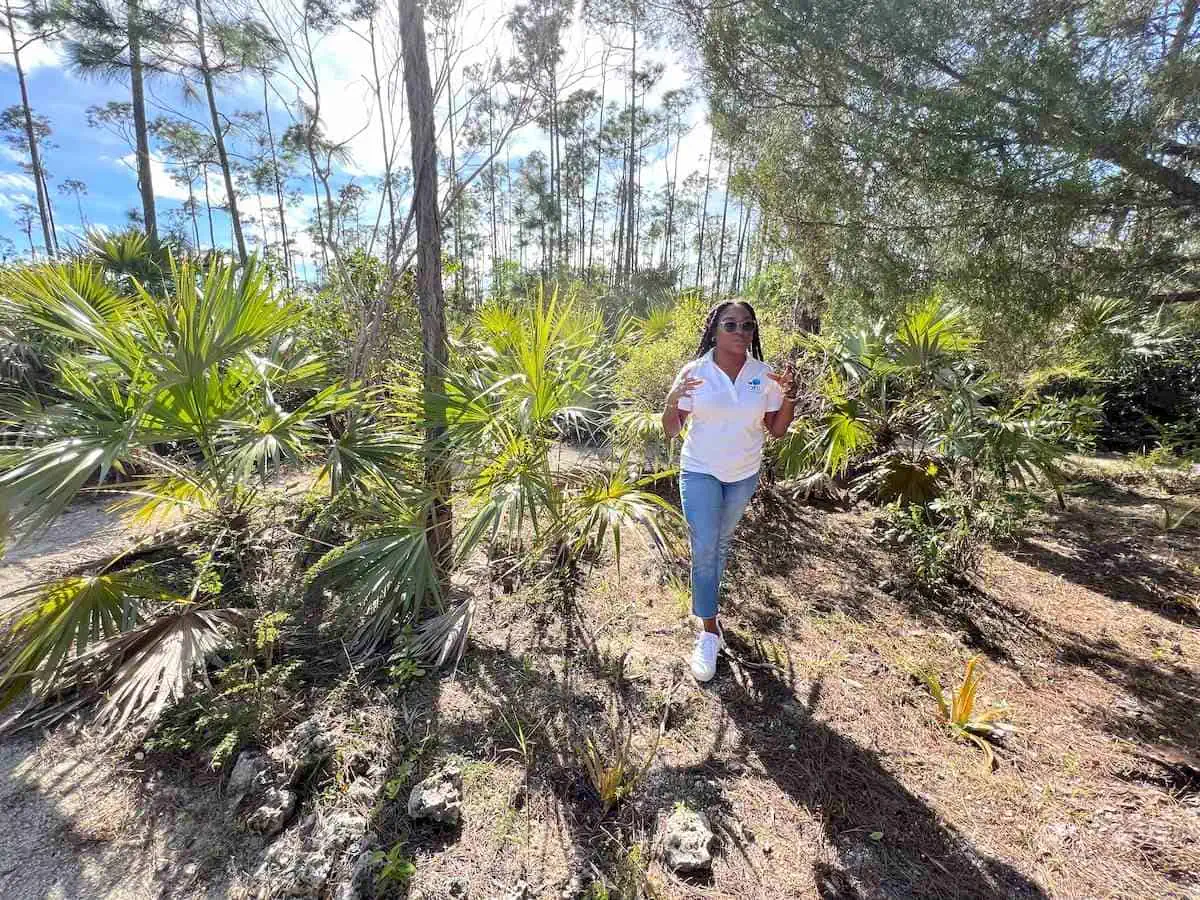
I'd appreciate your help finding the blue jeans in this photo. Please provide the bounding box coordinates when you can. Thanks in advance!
[680,470,760,619]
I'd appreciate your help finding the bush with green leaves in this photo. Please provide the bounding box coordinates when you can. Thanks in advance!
[308,285,686,664]
[884,490,1039,588]
[0,247,357,733]
[143,658,302,769]
[769,295,1077,508]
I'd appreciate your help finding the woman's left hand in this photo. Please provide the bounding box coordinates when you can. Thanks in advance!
[767,364,795,401]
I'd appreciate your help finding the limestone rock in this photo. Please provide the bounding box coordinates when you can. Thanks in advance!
[227,752,270,810]
[248,786,297,837]
[407,765,463,824]
[275,718,336,785]
[662,808,715,874]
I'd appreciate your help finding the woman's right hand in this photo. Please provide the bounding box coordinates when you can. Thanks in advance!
[666,375,704,410]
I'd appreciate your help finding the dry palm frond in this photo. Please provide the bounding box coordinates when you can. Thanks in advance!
[91,608,247,732]
[787,471,846,504]
[409,597,475,672]
[0,566,174,711]
[11,607,248,736]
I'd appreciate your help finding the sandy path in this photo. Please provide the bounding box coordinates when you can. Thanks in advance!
[0,499,143,610]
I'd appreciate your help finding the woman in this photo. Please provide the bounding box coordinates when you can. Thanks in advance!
[662,300,796,682]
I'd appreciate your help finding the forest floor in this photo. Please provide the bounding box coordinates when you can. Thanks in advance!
[0,456,1198,899]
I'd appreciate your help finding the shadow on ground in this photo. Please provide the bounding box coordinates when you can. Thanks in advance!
[1014,483,1200,626]
[706,637,1049,900]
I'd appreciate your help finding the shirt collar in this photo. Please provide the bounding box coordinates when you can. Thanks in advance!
[704,348,764,377]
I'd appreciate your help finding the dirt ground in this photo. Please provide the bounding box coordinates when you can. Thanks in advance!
[0,460,1197,899]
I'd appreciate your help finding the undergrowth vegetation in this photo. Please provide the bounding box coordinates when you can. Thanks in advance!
[0,232,1194,811]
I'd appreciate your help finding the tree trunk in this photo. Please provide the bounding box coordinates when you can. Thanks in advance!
[623,22,637,286]
[39,167,59,253]
[550,76,562,269]
[753,212,767,282]
[1169,0,1198,63]
[695,130,713,289]
[665,110,681,271]
[307,153,329,272]
[715,151,733,294]
[488,102,498,270]
[188,179,200,246]
[203,165,215,246]
[262,70,292,288]
[446,64,463,301]
[195,0,245,264]
[6,3,53,254]
[400,0,452,589]
[368,16,396,269]
[128,0,158,242]
[731,204,749,293]
[587,64,606,278]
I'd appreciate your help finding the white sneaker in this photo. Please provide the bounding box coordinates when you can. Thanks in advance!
[691,631,721,682]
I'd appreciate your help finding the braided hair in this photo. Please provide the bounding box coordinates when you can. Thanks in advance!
[694,300,765,360]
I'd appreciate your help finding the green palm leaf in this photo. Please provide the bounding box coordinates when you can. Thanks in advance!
[563,464,684,571]
[0,566,176,710]
[309,493,441,656]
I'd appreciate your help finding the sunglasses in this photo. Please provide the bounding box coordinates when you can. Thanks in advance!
[719,319,757,334]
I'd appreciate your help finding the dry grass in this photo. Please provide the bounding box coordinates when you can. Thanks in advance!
[1,461,1196,899]
[382,467,1199,900]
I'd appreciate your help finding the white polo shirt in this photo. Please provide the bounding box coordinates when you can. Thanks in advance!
[672,349,783,483]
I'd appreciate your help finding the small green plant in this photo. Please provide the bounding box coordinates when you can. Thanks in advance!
[370,843,416,889]
[254,611,290,666]
[387,653,427,687]
[499,709,538,766]
[921,655,1014,769]
[1133,442,1178,472]
[575,718,660,814]
[144,660,301,768]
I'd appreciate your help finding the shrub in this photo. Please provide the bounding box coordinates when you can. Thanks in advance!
[1098,345,1200,453]
[885,490,1038,588]
[921,655,1014,770]
[144,659,303,769]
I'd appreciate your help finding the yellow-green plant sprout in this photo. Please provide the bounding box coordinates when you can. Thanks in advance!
[923,655,1014,770]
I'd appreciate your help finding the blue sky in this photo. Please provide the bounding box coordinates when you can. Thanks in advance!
[0,3,715,274]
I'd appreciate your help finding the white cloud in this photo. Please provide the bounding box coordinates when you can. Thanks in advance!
[0,31,67,74]
[0,171,36,213]
[118,152,227,206]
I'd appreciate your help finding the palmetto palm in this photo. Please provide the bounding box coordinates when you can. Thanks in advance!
[0,252,353,729]
[781,295,1069,500]
[312,285,684,663]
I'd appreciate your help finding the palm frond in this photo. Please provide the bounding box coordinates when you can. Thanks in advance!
[563,465,684,570]
[894,295,978,370]
[0,566,175,710]
[409,597,475,671]
[309,495,441,656]
[0,261,144,372]
[811,405,874,477]
[321,410,421,497]
[143,257,298,384]
[20,607,249,735]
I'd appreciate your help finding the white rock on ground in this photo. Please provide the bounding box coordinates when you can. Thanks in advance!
[226,752,270,811]
[662,808,715,874]
[247,787,298,837]
[407,766,463,824]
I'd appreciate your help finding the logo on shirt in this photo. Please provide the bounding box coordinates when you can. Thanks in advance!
[747,377,763,394]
